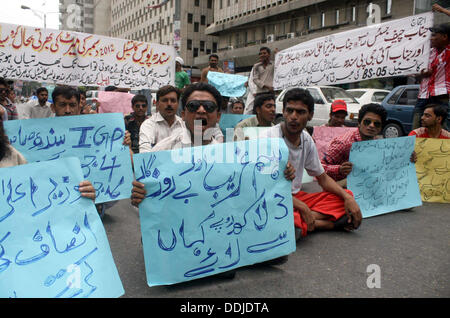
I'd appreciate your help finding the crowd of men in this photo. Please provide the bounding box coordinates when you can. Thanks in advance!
[0,19,449,282]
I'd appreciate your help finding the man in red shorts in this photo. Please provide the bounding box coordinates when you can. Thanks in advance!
[261,88,362,239]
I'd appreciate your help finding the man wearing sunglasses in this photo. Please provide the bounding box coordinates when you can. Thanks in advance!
[321,103,387,188]
[125,94,150,154]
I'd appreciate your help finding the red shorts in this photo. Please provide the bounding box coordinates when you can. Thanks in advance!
[293,190,353,237]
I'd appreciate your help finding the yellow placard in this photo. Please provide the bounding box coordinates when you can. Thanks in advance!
[414,138,450,203]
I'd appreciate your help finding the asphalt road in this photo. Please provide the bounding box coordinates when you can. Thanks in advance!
[102,181,450,299]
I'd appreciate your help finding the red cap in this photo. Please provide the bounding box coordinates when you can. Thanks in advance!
[331,100,347,113]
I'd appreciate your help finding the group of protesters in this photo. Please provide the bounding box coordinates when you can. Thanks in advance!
[0,18,449,283]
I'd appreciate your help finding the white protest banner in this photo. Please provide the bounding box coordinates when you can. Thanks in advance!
[274,13,433,90]
[0,22,175,89]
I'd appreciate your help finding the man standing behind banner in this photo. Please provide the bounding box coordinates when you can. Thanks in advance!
[200,54,224,83]
[175,57,191,92]
[412,23,450,130]
[0,78,18,120]
[20,87,53,119]
[139,85,184,152]
[252,47,275,95]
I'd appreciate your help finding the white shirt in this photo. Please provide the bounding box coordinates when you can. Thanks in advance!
[139,112,185,153]
[20,100,53,119]
[150,128,222,152]
[261,124,324,194]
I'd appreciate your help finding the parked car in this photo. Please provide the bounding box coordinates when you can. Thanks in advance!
[380,84,419,138]
[346,88,391,105]
[275,86,361,126]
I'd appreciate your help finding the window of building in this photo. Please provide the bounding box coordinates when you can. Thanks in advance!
[307,16,312,30]
[351,5,356,22]
[213,42,218,53]
[321,12,325,27]
[335,9,339,24]
[386,0,392,14]
[187,39,192,50]
[201,15,206,25]
[207,0,213,9]
[194,48,199,58]
[187,13,193,23]
[195,0,200,6]
[200,41,205,51]
[194,22,199,32]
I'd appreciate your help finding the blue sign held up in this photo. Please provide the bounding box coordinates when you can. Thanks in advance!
[348,136,422,218]
[0,157,124,298]
[207,71,248,97]
[4,113,133,204]
[133,138,296,286]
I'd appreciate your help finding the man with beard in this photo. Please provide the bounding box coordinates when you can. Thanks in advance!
[200,54,224,83]
[261,88,363,238]
[21,87,53,119]
[139,85,184,152]
[409,103,450,139]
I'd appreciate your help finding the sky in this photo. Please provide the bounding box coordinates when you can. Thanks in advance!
[0,0,60,29]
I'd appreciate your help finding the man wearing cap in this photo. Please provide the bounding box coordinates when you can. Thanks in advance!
[175,57,191,92]
[412,22,450,130]
[324,100,348,127]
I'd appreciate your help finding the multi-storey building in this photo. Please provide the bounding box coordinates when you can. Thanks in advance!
[110,0,219,79]
[59,0,95,34]
[198,0,448,75]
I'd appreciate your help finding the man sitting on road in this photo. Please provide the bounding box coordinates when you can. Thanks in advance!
[321,103,387,188]
[261,88,363,239]
[233,93,275,141]
[408,103,450,139]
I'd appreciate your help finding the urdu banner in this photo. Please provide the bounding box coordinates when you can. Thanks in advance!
[274,13,433,90]
[0,22,175,89]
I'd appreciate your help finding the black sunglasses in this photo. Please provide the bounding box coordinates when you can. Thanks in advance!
[362,119,382,128]
[185,100,218,113]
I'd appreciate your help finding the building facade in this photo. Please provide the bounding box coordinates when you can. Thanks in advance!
[110,0,219,79]
[198,0,446,74]
[59,0,95,34]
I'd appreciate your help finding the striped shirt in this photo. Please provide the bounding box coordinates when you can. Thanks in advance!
[418,45,450,99]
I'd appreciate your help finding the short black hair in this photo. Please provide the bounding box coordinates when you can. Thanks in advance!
[260,47,271,55]
[0,77,8,87]
[424,103,448,125]
[282,88,314,114]
[131,94,148,106]
[253,93,275,114]
[181,82,222,111]
[105,86,117,92]
[209,54,219,60]
[52,86,80,104]
[156,85,181,101]
[36,87,48,95]
[358,103,387,126]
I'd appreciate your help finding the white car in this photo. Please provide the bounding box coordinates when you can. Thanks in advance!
[275,86,361,126]
[346,88,391,106]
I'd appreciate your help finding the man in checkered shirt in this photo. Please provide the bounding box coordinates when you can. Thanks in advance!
[321,104,387,188]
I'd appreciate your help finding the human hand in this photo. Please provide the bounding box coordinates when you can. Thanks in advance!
[410,151,417,163]
[131,180,146,207]
[339,162,353,176]
[344,196,362,231]
[123,130,131,147]
[284,161,296,181]
[78,180,96,201]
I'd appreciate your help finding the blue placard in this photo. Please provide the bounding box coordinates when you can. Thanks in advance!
[207,71,248,97]
[0,157,124,298]
[4,113,133,203]
[219,114,255,139]
[133,138,296,286]
[348,136,422,218]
